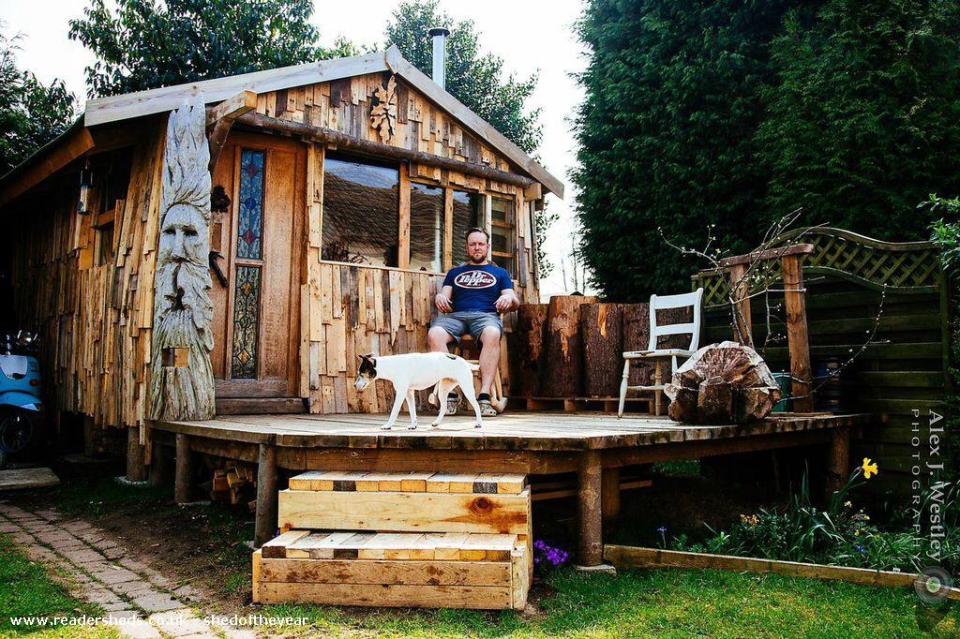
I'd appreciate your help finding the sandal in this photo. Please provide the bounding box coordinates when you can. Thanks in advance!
[445,396,459,416]
[479,399,498,418]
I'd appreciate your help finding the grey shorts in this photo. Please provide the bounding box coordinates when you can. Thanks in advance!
[431,312,502,343]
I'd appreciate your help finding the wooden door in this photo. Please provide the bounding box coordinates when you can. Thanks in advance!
[210,133,303,398]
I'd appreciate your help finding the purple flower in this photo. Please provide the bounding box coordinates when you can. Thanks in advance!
[657,526,668,533]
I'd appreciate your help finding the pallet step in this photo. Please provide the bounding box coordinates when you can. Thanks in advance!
[288,471,527,495]
[253,536,529,609]
[262,530,520,562]
[278,487,532,536]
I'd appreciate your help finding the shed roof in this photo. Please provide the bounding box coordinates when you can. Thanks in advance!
[83,46,563,197]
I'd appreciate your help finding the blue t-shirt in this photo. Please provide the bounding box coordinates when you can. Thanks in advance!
[443,264,513,313]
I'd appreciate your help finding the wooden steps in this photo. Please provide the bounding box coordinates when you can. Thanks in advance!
[254,470,532,610]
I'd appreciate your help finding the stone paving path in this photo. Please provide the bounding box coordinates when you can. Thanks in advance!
[0,500,256,638]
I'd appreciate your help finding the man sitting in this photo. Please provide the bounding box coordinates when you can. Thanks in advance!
[428,227,519,417]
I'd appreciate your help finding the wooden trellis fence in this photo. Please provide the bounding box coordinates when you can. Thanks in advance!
[693,228,950,492]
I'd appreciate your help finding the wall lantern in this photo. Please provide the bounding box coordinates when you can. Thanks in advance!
[77,160,93,215]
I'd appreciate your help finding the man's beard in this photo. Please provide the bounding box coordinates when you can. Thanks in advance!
[468,254,486,264]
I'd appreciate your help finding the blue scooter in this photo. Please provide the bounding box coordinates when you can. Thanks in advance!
[0,331,44,469]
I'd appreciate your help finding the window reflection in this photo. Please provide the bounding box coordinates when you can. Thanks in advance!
[410,183,443,271]
[452,190,483,265]
[491,197,515,277]
[322,157,399,267]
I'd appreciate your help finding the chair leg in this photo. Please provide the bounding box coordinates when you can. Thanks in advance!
[654,360,662,416]
[492,368,507,413]
[618,359,630,418]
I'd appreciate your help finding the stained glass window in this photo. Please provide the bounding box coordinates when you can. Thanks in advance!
[237,150,265,260]
[232,266,261,379]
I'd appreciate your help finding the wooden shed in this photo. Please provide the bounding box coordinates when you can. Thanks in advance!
[0,47,563,478]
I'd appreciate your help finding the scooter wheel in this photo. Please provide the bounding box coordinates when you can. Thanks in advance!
[0,412,36,454]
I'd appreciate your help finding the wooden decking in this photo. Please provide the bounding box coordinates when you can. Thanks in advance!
[149,410,874,566]
[151,411,869,450]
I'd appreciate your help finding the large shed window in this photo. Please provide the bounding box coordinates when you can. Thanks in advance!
[409,183,443,271]
[452,190,484,265]
[322,157,399,267]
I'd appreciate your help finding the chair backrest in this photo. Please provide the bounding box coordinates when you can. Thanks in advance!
[647,288,703,352]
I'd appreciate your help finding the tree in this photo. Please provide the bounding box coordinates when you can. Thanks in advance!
[384,1,552,277]
[0,26,76,176]
[573,0,802,301]
[384,0,541,155]
[758,1,960,239]
[574,0,960,302]
[69,0,345,98]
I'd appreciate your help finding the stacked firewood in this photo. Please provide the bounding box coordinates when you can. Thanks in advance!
[205,462,256,507]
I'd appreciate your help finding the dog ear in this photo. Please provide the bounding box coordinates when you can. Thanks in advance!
[364,352,374,360]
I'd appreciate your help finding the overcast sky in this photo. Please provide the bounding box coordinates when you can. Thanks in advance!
[0,0,590,297]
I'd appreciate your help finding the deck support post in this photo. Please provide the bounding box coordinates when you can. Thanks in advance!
[255,443,279,547]
[174,434,193,503]
[601,467,621,521]
[578,450,603,566]
[148,443,171,487]
[126,426,147,482]
[826,428,850,499]
[782,254,814,412]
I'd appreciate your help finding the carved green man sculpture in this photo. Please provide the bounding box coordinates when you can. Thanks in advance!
[151,96,216,421]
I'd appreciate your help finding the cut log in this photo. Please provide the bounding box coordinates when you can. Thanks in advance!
[540,295,597,398]
[664,341,781,424]
[621,304,652,387]
[511,304,548,397]
[581,304,623,397]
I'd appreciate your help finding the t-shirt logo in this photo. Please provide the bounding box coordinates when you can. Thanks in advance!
[454,271,497,289]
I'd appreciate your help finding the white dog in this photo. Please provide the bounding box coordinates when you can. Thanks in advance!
[354,352,483,430]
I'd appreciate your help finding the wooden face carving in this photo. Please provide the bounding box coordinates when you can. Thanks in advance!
[160,203,207,268]
[157,204,210,311]
[150,96,216,421]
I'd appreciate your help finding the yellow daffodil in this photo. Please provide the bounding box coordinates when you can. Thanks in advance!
[862,458,879,479]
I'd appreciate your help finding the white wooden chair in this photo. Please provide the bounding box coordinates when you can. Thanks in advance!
[618,288,703,417]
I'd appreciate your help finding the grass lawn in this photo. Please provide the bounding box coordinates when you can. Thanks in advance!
[259,568,960,638]
[0,535,119,638]
[7,476,957,637]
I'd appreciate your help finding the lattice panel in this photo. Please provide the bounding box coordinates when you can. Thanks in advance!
[694,229,941,305]
[800,233,940,290]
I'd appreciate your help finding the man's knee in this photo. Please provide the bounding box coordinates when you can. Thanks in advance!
[428,326,454,350]
[479,326,501,348]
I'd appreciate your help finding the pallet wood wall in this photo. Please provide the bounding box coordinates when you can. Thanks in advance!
[8,120,167,435]
[267,74,541,305]
[301,262,443,414]
[301,138,535,414]
[257,73,512,174]
[695,229,949,493]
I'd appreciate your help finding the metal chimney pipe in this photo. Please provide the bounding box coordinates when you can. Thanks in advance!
[428,27,450,90]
